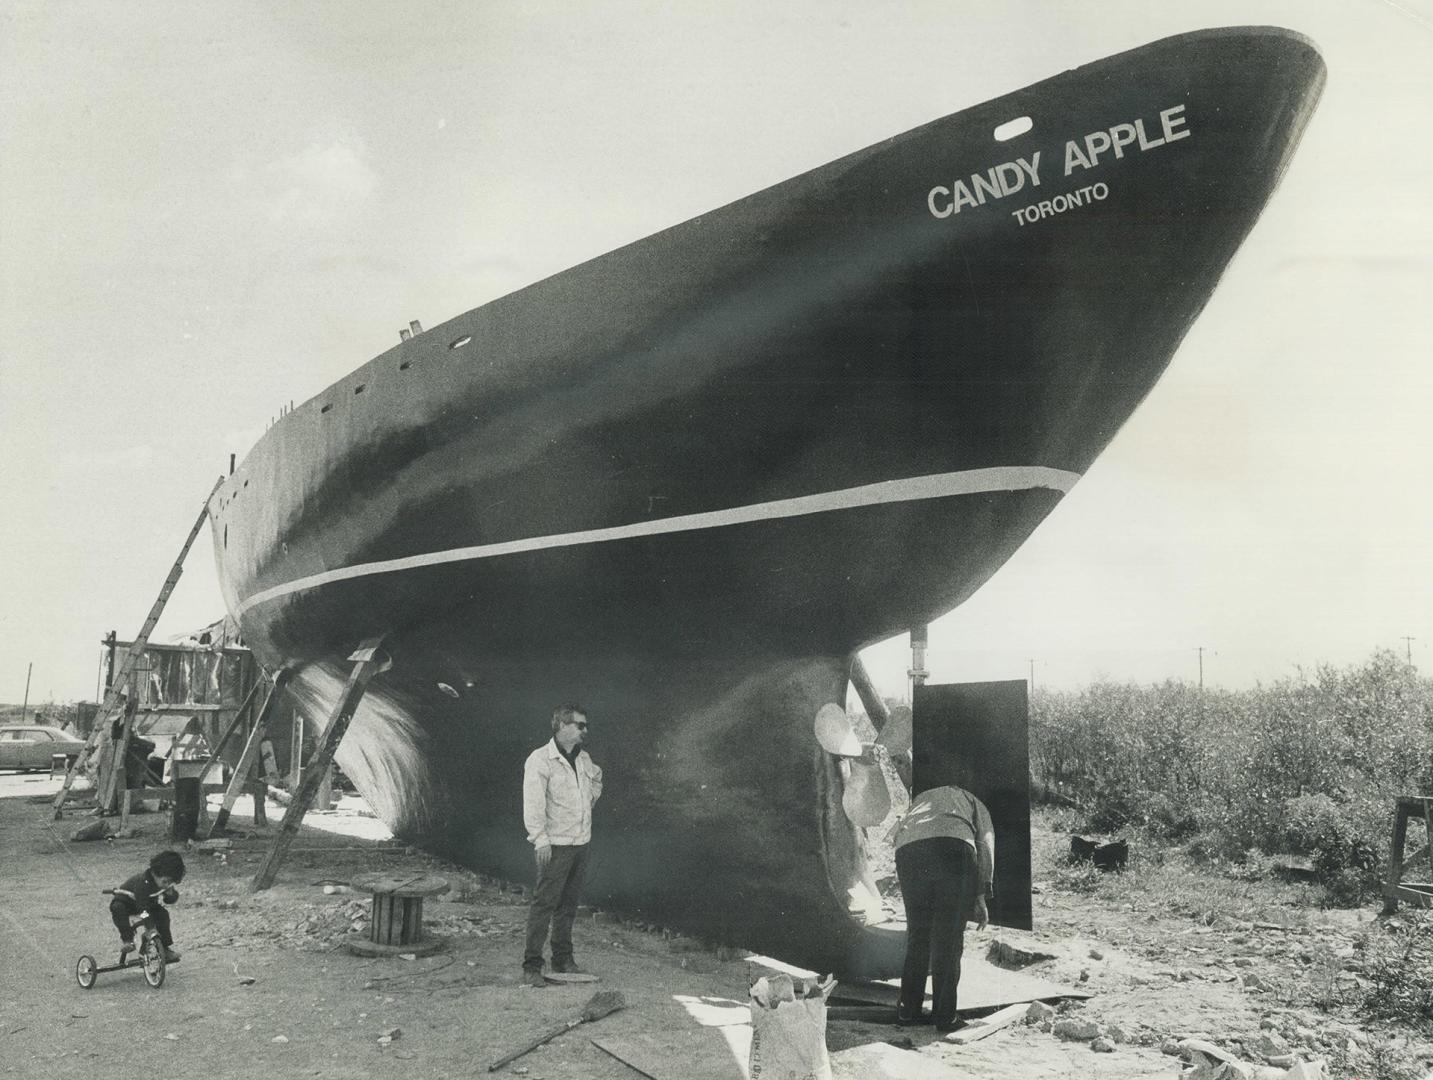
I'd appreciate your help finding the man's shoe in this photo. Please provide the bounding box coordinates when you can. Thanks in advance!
[894,1008,932,1027]
[118,941,135,964]
[551,959,587,975]
[521,968,546,988]
[936,1018,966,1034]
[162,946,182,963]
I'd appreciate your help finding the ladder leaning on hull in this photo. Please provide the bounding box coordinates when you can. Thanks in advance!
[52,476,225,820]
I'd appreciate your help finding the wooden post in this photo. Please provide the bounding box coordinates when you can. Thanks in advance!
[316,764,334,811]
[251,640,389,892]
[208,670,290,837]
[19,662,31,726]
[1383,801,1413,915]
[171,773,202,841]
[101,692,139,815]
[248,779,268,826]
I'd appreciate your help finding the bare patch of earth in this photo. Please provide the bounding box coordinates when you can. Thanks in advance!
[2,778,1429,1079]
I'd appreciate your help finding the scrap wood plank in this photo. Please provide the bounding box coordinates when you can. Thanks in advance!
[944,1002,1029,1044]
[831,954,1087,1013]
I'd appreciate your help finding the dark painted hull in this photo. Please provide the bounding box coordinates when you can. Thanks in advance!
[210,28,1323,974]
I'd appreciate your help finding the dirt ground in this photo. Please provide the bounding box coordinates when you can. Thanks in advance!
[1,773,1429,1080]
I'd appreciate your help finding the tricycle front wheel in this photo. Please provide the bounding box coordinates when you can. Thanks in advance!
[141,937,165,988]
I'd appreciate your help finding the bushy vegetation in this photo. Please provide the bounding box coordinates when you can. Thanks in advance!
[1031,650,1433,904]
[1362,911,1433,1030]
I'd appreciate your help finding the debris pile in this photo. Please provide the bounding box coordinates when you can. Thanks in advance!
[1015,1001,1343,1077]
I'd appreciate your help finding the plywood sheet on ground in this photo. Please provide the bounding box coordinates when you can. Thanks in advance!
[594,1033,961,1080]
[593,1029,752,1080]
[831,1042,969,1079]
[831,954,1088,1013]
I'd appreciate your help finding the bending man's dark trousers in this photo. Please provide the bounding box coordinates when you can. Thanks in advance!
[523,843,589,971]
[109,896,172,947]
[896,836,978,1026]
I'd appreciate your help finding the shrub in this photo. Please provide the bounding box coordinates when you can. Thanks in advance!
[1361,911,1433,1031]
[1031,650,1433,906]
[1283,792,1386,902]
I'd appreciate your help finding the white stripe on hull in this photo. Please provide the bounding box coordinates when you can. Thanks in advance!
[235,465,1079,616]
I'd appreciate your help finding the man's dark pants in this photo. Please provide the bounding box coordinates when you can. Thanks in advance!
[896,836,978,1026]
[523,843,589,971]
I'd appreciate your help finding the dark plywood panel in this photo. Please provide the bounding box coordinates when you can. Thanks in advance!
[913,680,1032,931]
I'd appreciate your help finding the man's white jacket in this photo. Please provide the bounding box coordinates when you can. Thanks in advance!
[523,739,603,847]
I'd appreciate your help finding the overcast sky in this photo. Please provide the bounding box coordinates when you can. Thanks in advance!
[2,1,1430,707]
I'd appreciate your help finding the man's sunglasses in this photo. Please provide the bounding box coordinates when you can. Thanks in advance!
[568,720,588,730]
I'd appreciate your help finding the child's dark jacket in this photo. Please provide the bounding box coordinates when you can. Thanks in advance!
[112,869,178,915]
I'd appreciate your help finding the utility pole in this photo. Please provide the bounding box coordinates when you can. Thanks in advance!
[1028,658,1037,695]
[1400,636,1416,665]
[20,663,32,724]
[1196,646,1205,691]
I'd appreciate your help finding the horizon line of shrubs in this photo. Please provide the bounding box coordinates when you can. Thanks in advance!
[1029,649,1433,905]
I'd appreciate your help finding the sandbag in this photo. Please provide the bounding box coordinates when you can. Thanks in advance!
[748,974,835,1080]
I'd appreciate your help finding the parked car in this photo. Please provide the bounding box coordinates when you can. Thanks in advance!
[0,725,86,772]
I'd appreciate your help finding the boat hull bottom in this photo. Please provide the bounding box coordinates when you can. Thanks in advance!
[292,648,904,975]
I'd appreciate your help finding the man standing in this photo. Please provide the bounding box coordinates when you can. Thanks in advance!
[521,702,602,987]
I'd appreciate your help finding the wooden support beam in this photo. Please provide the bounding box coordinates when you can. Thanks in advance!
[250,639,389,892]
[52,476,223,819]
[203,676,266,766]
[848,655,891,732]
[208,670,291,838]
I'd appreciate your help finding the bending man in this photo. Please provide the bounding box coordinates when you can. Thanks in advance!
[891,770,995,1032]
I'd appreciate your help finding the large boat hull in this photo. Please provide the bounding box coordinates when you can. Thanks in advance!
[210,27,1324,974]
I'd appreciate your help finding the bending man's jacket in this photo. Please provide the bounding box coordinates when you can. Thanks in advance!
[891,785,996,893]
